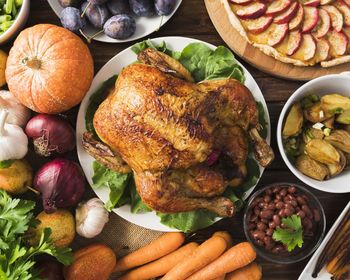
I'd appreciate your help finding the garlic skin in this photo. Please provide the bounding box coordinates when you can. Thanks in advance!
[0,91,31,127]
[76,198,109,238]
[0,110,28,161]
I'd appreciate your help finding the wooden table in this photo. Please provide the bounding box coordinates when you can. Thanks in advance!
[16,1,350,279]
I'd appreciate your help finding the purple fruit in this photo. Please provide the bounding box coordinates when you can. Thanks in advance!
[103,14,136,39]
[58,0,82,7]
[129,0,154,16]
[154,0,176,15]
[60,7,86,32]
[81,2,109,29]
[107,0,130,15]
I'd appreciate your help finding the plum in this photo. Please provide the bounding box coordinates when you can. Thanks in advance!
[58,0,82,7]
[129,0,154,16]
[154,0,176,15]
[103,14,136,39]
[81,2,109,29]
[107,0,130,15]
[60,7,86,32]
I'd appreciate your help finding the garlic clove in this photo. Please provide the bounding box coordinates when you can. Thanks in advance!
[76,198,109,239]
[0,91,31,127]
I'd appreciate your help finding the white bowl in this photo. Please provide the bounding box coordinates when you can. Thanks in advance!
[0,0,30,44]
[277,72,350,194]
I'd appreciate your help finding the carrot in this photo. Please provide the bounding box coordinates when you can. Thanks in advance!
[162,235,228,280]
[186,242,257,280]
[225,262,262,280]
[213,231,233,248]
[119,242,199,280]
[114,232,185,272]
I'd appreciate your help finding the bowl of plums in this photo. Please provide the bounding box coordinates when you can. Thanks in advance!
[244,183,326,264]
[47,0,182,42]
[277,72,350,193]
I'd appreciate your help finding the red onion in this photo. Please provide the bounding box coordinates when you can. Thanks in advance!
[34,159,86,213]
[25,114,76,157]
[37,260,64,280]
[206,149,221,166]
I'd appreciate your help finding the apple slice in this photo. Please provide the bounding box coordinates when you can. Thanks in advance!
[343,0,350,6]
[235,2,267,19]
[322,5,344,31]
[274,2,299,24]
[327,30,348,56]
[343,26,350,50]
[334,0,350,26]
[312,37,331,62]
[304,0,321,7]
[292,34,317,61]
[242,16,273,34]
[320,0,334,4]
[312,8,331,38]
[266,0,292,16]
[228,0,253,4]
[289,3,305,30]
[287,30,303,55]
[302,6,319,33]
[267,23,289,46]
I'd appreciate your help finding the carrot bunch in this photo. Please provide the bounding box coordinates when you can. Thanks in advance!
[115,231,262,280]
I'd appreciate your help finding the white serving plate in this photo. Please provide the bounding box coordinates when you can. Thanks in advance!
[298,201,350,280]
[76,36,271,232]
[47,0,182,43]
[277,72,350,193]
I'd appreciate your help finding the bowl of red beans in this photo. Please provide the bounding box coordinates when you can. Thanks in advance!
[244,183,326,264]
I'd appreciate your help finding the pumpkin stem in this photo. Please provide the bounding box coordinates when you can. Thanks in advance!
[0,110,8,136]
[23,57,42,70]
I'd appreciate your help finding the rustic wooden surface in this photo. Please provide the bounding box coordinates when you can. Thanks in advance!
[12,0,350,279]
[205,0,350,81]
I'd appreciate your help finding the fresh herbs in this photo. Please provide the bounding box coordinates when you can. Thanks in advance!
[0,190,73,279]
[0,159,14,169]
[272,215,304,252]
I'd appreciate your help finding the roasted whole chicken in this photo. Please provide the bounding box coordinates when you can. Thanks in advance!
[83,48,274,217]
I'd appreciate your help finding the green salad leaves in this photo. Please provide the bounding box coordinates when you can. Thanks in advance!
[85,40,266,232]
[131,39,245,83]
[0,190,73,279]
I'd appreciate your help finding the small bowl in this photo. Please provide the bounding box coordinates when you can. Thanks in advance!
[0,0,30,44]
[243,183,326,264]
[277,72,350,193]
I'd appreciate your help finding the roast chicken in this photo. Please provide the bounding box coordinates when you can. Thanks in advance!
[83,48,274,217]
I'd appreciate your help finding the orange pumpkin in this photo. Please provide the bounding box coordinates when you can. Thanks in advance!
[5,24,94,114]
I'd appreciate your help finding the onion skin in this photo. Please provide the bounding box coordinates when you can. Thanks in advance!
[37,259,64,280]
[25,114,76,157]
[34,159,86,213]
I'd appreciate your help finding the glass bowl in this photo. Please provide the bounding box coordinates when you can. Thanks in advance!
[243,183,326,264]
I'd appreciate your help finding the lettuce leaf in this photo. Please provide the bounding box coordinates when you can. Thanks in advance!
[92,161,130,212]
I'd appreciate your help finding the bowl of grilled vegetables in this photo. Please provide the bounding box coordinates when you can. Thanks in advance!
[277,72,350,193]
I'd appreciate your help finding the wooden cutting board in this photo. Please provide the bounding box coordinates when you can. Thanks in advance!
[205,0,350,81]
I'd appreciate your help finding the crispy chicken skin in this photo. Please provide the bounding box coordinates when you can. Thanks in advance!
[87,49,274,217]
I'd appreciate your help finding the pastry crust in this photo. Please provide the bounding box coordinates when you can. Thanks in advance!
[221,0,350,68]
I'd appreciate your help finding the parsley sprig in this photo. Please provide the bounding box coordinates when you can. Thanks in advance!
[0,190,73,279]
[272,215,304,252]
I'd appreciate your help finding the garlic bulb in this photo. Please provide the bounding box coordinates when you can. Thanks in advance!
[76,198,109,238]
[0,91,31,127]
[0,110,28,161]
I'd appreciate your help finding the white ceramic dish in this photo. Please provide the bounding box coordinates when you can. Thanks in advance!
[0,0,30,44]
[277,72,350,194]
[298,201,350,280]
[47,0,182,43]
[76,36,271,231]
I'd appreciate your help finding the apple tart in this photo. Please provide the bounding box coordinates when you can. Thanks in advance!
[222,0,350,67]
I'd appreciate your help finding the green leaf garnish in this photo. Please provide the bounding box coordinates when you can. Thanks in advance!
[272,214,304,252]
